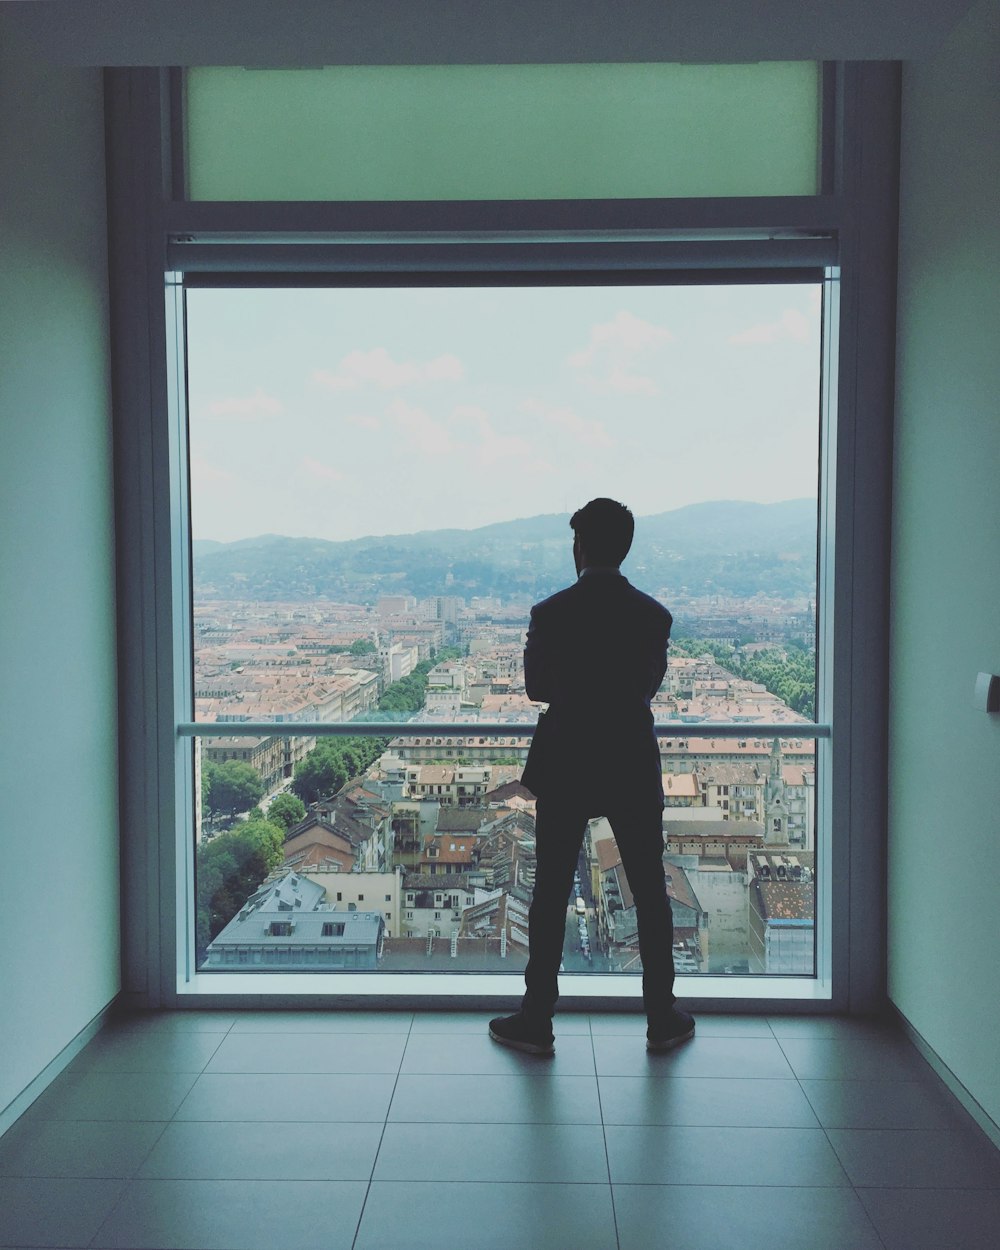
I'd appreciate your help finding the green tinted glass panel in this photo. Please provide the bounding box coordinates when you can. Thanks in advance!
[185,63,820,201]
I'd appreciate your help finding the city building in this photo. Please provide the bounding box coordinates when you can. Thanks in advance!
[203,872,385,970]
[748,854,817,974]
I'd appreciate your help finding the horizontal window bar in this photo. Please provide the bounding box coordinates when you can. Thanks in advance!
[183,267,827,290]
[165,195,845,236]
[179,721,831,739]
[176,972,834,1005]
[168,238,836,274]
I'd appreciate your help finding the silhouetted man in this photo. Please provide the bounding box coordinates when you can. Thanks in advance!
[490,498,695,1054]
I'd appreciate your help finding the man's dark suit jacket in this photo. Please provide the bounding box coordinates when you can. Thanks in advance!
[520,570,672,815]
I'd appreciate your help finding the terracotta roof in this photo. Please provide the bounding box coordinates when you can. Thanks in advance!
[661,773,701,797]
[595,837,623,872]
[664,820,765,840]
[662,859,701,913]
[754,880,815,922]
[436,807,488,833]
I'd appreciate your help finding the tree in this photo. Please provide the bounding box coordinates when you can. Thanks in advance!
[291,743,349,805]
[267,792,306,830]
[290,735,389,805]
[195,815,285,955]
[349,637,376,655]
[204,759,264,820]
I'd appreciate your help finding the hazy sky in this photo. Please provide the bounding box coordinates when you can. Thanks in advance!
[187,282,823,543]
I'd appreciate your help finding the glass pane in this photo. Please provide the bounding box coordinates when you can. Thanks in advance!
[185,63,820,201]
[187,281,822,976]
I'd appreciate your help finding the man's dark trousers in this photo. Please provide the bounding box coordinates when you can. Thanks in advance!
[522,798,676,1024]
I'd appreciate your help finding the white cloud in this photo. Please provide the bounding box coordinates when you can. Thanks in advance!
[570,309,675,365]
[312,348,464,392]
[388,398,454,451]
[345,412,381,430]
[203,387,283,419]
[520,398,614,449]
[729,307,813,345]
[451,404,533,466]
[190,457,234,486]
[567,309,673,396]
[301,456,347,483]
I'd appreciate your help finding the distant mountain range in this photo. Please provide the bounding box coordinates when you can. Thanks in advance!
[193,499,817,603]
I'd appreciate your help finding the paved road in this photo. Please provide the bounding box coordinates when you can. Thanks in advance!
[561,905,612,973]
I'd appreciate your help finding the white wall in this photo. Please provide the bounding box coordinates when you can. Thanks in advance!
[0,37,121,1116]
[889,0,1000,1127]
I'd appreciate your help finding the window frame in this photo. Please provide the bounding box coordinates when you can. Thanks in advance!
[107,63,899,1015]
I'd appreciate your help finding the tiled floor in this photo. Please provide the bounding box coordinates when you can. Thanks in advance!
[2,1010,999,1249]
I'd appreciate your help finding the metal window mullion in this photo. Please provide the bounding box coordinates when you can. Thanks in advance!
[180,721,832,739]
[164,195,845,237]
[167,238,838,274]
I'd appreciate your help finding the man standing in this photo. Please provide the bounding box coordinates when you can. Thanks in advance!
[489,498,695,1054]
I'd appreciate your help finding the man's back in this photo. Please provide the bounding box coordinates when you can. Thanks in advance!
[525,571,671,714]
[521,570,672,812]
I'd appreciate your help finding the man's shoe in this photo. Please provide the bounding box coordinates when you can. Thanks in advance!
[646,1007,696,1052]
[489,1011,555,1055]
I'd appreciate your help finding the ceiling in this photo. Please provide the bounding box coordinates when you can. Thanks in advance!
[2,0,981,66]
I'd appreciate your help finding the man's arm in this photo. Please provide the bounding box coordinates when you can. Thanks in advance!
[645,611,673,701]
[523,604,556,704]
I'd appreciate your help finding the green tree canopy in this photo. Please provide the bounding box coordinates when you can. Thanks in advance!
[349,637,376,655]
[203,758,265,819]
[266,792,306,830]
[195,815,285,954]
[291,735,388,805]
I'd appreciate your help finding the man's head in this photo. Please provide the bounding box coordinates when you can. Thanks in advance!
[570,497,635,572]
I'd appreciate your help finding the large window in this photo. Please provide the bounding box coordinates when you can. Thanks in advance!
[108,61,900,1010]
[184,280,826,981]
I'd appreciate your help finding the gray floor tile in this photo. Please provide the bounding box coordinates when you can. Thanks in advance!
[402,1031,596,1076]
[858,1187,1000,1250]
[591,1013,772,1037]
[827,1127,1000,1188]
[229,1010,413,1033]
[410,1010,592,1034]
[23,1072,199,1122]
[175,1072,396,1121]
[767,1014,897,1039]
[606,1125,850,1186]
[777,1035,934,1081]
[356,1181,617,1250]
[66,1031,227,1074]
[91,1179,367,1250]
[137,1120,382,1180]
[389,1073,602,1123]
[801,1078,974,1130]
[614,1184,884,1250]
[0,1177,124,1247]
[107,1011,238,1033]
[374,1121,609,1183]
[0,1119,166,1179]
[205,1031,406,1073]
[598,1076,819,1127]
[594,1034,794,1079]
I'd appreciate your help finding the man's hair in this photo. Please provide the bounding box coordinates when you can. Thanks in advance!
[570,497,635,567]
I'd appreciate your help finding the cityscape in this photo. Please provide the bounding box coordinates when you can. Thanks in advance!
[194,513,818,980]
[188,282,822,981]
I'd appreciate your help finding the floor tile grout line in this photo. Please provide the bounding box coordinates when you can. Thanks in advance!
[780,1034,893,1250]
[350,1012,415,1250]
[80,1017,231,1249]
[591,1014,623,1250]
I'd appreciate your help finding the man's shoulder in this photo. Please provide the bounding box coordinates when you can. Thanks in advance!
[530,583,581,618]
[531,576,672,628]
[623,581,673,627]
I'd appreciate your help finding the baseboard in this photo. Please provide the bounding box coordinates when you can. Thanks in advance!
[891,1003,1000,1151]
[0,993,121,1138]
